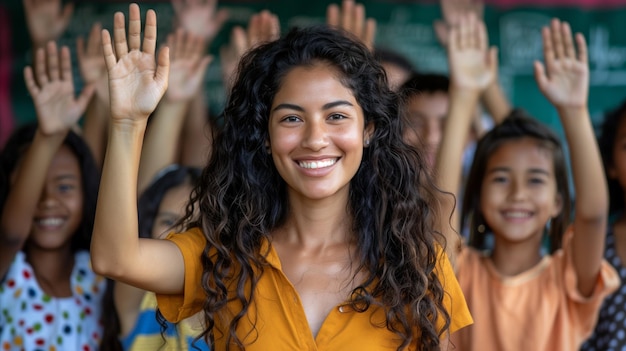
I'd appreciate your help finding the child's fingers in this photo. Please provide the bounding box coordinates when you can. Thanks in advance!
[46,42,60,82]
[533,60,548,91]
[542,27,554,69]
[477,19,488,51]
[113,12,128,59]
[143,9,158,55]
[88,23,103,55]
[128,4,142,52]
[551,19,565,60]
[326,4,339,27]
[576,33,588,64]
[34,47,48,86]
[363,18,376,49]
[458,15,468,50]
[341,0,354,33]
[562,22,575,59]
[60,46,73,82]
[24,66,40,96]
[467,13,477,49]
[102,29,117,71]
[353,3,365,37]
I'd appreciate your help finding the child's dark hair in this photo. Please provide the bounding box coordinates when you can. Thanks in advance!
[599,99,626,215]
[461,109,572,253]
[138,165,202,239]
[373,46,417,74]
[0,122,100,252]
[398,72,450,101]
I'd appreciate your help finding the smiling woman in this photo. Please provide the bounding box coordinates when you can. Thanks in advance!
[90,3,472,351]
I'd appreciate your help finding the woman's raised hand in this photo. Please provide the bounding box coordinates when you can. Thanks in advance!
[102,3,170,123]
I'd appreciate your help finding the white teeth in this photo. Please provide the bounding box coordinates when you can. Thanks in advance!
[504,211,531,218]
[36,218,64,226]
[298,159,337,169]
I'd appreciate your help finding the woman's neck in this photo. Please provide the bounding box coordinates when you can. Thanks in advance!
[273,190,352,249]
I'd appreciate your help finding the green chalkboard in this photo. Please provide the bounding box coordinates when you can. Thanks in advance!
[5,0,626,138]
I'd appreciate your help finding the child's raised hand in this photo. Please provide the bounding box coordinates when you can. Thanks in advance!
[165,29,212,102]
[171,0,229,47]
[447,13,497,94]
[77,22,109,104]
[326,0,376,51]
[219,10,279,91]
[534,19,589,110]
[23,41,94,136]
[434,0,484,48]
[23,0,73,48]
[103,3,169,122]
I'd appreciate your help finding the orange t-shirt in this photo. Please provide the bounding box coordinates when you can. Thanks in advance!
[451,228,619,351]
[157,227,473,350]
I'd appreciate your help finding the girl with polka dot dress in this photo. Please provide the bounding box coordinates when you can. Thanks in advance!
[0,41,105,351]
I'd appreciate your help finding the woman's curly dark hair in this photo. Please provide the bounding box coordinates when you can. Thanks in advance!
[0,123,100,253]
[178,25,450,350]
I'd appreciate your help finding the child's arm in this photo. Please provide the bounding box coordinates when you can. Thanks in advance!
[137,29,211,194]
[534,19,606,297]
[0,42,93,278]
[435,13,496,268]
[90,4,184,294]
[77,22,111,169]
[434,0,510,125]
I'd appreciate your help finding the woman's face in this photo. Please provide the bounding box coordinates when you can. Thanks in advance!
[268,62,372,203]
[152,182,193,239]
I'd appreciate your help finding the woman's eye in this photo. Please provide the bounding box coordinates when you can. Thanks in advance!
[328,113,347,121]
[282,115,301,123]
[492,176,507,183]
[529,177,545,185]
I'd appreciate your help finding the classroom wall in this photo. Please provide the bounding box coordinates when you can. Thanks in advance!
[2,0,626,141]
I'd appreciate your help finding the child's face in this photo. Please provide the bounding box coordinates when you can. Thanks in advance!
[402,92,449,168]
[152,182,194,239]
[479,138,562,246]
[268,63,371,202]
[30,145,83,251]
[609,116,626,191]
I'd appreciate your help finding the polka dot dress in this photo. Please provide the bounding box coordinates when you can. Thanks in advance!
[581,228,626,351]
[0,251,106,351]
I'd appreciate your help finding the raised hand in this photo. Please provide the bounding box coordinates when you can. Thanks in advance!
[23,0,74,48]
[23,41,94,136]
[171,0,229,46]
[326,0,376,50]
[434,0,484,48]
[165,29,212,102]
[77,22,109,104]
[447,13,497,93]
[219,10,279,91]
[103,3,170,122]
[534,19,588,110]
